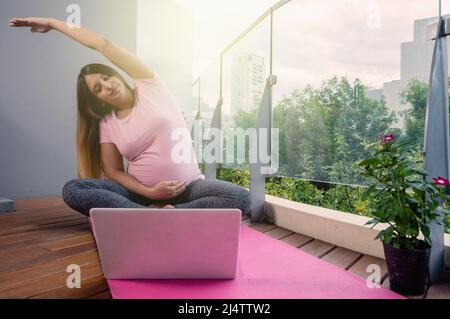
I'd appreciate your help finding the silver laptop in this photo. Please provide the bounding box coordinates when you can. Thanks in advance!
[89,208,242,280]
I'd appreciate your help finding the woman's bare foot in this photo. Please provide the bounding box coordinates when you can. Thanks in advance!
[148,204,164,208]
[148,204,175,209]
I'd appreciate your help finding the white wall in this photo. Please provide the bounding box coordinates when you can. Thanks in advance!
[0,0,137,200]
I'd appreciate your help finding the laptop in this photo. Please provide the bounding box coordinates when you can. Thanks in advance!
[89,208,242,280]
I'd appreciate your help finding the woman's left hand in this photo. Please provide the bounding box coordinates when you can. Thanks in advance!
[146,181,187,200]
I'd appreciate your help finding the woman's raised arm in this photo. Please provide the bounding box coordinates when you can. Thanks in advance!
[9,17,154,79]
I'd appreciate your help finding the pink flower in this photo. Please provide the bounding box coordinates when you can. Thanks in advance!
[432,176,450,186]
[381,133,395,144]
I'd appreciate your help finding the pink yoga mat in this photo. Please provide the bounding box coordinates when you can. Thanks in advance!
[104,224,404,299]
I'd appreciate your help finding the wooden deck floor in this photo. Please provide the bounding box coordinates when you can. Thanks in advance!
[0,196,449,299]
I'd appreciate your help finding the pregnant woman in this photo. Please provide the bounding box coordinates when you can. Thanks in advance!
[9,17,251,216]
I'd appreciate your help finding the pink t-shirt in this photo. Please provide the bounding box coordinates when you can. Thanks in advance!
[99,72,202,188]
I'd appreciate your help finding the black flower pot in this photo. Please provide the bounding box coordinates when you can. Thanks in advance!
[383,242,431,296]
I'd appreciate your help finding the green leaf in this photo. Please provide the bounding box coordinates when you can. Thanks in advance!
[405,197,419,205]
[374,231,384,241]
[410,168,428,176]
[365,219,377,226]
[384,227,394,243]
[420,223,431,239]
[359,158,382,167]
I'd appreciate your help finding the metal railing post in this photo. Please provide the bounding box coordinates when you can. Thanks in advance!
[205,98,223,180]
[424,15,450,282]
[249,75,277,223]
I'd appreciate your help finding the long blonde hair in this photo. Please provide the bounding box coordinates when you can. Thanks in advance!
[76,64,134,179]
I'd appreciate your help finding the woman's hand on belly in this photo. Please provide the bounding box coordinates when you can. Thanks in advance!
[147,180,187,200]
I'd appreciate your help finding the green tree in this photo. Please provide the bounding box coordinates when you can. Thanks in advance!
[399,79,429,148]
[233,109,257,130]
[229,109,257,168]
[273,77,396,184]
[400,78,450,148]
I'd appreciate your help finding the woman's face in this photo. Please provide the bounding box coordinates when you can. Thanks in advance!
[84,73,129,107]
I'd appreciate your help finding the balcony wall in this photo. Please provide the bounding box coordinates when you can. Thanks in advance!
[265,194,450,267]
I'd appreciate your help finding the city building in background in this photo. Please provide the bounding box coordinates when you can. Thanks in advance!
[231,52,266,115]
[370,15,450,128]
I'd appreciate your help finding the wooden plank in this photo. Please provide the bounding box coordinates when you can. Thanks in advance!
[89,289,112,299]
[1,199,72,217]
[32,215,88,228]
[0,197,105,299]
[4,208,71,222]
[0,242,98,273]
[249,223,277,233]
[3,206,68,216]
[0,218,88,237]
[31,274,109,299]
[0,223,91,252]
[279,233,313,248]
[0,203,74,229]
[0,261,103,298]
[321,247,363,270]
[0,212,83,231]
[0,223,90,246]
[0,207,79,219]
[425,283,450,299]
[0,251,100,290]
[300,240,336,258]
[264,227,293,240]
[348,255,388,280]
[14,197,67,210]
[38,234,94,252]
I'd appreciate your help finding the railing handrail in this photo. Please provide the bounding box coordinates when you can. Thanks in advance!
[192,0,292,86]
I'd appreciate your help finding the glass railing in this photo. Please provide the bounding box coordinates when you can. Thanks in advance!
[191,78,200,129]
[221,14,271,170]
[193,0,444,188]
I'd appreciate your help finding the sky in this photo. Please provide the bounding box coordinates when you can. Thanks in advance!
[172,0,278,78]
[172,0,450,114]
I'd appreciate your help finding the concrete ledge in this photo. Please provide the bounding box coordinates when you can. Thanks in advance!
[265,194,450,267]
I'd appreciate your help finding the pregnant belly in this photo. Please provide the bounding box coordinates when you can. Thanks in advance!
[127,158,201,188]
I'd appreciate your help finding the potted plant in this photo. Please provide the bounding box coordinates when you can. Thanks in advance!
[359,133,450,295]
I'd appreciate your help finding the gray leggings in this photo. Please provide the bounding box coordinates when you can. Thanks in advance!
[62,178,251,217]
